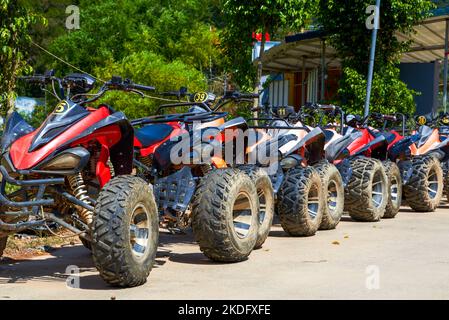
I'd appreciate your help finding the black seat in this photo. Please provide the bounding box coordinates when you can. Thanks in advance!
[136,124,174,147]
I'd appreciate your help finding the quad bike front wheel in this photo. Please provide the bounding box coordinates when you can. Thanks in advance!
[442,161,449,203]
[277,167,324,236]
[192,169,259,262]
[382,161,402,219]
[403,156,443,212]
[80,237,92,251]
[0,236,7,258]
[92,175,159,288]
[240,166,275,249]
[344,157,388,222]
[314,161,344,230]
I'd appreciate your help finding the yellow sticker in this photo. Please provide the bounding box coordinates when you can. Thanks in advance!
[278,107,286,117]
[417,116,427,126]
[193,92,208,103]
[55,101,69,114]
[442,117,449,125]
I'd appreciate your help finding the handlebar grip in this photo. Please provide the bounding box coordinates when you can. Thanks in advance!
[20,76,47,84]
[239,93,259,99]
[318,105,336,111]
[131,84,156,92]
[383,115,397,122]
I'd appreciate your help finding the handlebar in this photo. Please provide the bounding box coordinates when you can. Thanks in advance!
[129,83,156,92]
[223,91,259,100]
[108,76,155,92]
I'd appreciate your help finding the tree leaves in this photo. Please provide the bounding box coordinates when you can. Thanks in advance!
[318,0,435,115]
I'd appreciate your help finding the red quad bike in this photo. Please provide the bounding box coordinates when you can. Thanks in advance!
[299,104,389,222]
[0,72,159,287]
[345,112,446,213]
[132,91,274,261]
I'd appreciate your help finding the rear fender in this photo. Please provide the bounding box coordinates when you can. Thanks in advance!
[303,129,325,165]
[388,135,419,161]
[283,128,324,158]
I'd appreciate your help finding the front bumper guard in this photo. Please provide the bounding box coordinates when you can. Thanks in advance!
[0,165,65,232]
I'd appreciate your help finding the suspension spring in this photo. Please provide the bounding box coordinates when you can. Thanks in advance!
[67,173,93,226]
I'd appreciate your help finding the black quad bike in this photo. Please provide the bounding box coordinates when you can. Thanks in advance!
[0,71,159,287]
[247,104,338,235]
[132,90,274,262]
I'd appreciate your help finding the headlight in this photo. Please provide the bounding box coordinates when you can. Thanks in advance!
[41,154,82,170]
[38,147,90,173]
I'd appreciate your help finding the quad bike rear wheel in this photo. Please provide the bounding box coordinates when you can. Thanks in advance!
[277,167,323,236]
[314,161,344,230]
[0,236,7,258]
[403,156,443,212]
[192,169,259,262]
[240,166,275,249]
[92,175,159,287]
[344,157,388,222]
[382,161,402,219]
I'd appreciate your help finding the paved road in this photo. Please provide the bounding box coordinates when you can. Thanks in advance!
[1,206,449,300]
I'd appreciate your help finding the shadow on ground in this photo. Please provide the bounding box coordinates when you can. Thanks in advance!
[0,229,209,289]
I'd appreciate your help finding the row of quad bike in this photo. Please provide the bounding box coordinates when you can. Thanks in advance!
[1,71,449,287]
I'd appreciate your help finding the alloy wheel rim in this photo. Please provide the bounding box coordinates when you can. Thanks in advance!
[427,168,439,200]
[308,183,320,220]
[129,203,151,260]
[232,192,253,239]
[371,172,384,209]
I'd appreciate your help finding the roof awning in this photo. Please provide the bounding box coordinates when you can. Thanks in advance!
[261,11,449,73]
[398,14,449,63]
[261,30,338,73]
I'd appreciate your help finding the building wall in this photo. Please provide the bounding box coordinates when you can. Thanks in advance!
[291,68,341,110]
[399,62,440,115]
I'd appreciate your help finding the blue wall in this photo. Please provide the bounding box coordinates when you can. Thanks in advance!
[399,62,440,115]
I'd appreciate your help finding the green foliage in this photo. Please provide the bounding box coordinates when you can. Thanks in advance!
[0,0,46,122]
[39,0,222,77]
[95,52,207,119]
[339,64,418,115]
[221,0,318,89]
[318,0,435,115]
[20,104,49,128]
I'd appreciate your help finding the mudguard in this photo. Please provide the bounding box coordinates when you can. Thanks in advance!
[336,158,353,187]
[398,160,413,185]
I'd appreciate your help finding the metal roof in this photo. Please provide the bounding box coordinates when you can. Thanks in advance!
[261,9,449,73]
[398,14,448,63]
[261,30,339,73]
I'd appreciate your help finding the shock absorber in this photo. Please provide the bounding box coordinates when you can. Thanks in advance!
[67,174,93,226]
